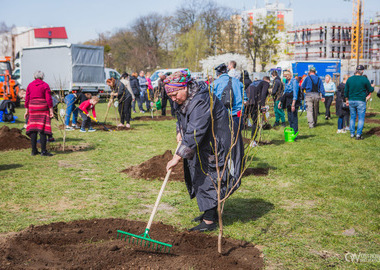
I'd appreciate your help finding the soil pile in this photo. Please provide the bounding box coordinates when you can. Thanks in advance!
[0,126,30,151]
[121,150,184,182]
[0,218,263,269]
[243,168,269,177]
[365,118,380,124]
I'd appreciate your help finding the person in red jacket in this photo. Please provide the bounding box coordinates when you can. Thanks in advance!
[24,70,54,156]
[78,96,99,132]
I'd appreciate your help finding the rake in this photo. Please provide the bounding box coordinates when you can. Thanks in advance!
[117,142,181,253]
[88,115,110,131]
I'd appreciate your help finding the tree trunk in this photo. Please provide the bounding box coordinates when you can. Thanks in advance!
[217,180,223,254]
[253,50,257,72]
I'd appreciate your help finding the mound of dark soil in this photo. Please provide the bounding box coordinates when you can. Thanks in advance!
[0,126,30,151]
[365,112,379,118]
[0,218,263,269]
[242,137,273,146]
[365,118,380,124]
[133,115,174,121]
[121,150,184,182]
[366,126,380,137]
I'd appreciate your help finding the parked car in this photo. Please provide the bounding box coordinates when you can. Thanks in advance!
[150,68,187,90]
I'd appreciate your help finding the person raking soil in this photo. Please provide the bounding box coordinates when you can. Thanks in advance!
[165,69,244,232]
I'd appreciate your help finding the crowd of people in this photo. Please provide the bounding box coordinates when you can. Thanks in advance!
[23,63,375,231]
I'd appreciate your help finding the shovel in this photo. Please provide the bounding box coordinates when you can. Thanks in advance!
[88,115,110,131]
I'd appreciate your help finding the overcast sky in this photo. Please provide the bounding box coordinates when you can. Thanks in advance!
[2,0,378,43]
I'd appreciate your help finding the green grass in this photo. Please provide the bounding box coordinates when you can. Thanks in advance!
[1,98,380,269]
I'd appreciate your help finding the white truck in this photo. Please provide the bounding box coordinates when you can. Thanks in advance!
[19,44,106,94]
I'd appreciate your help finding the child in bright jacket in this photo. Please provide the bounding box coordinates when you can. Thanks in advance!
[78,96,99,132]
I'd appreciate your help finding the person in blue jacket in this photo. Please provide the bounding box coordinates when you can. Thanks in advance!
[212,63,246,128]
[278,70,300,134]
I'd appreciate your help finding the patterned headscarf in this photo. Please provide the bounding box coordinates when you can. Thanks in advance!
[164,69,191,93]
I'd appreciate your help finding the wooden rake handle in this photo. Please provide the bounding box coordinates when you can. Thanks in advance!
[146,141,181,231]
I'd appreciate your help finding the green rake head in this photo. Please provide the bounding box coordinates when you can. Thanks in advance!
[117,228,172,253]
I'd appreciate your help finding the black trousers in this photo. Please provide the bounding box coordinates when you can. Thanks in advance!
[161,93,175,116]
[30,131,47,153]
[246,104,260,139]
[79,111,91,129]
[119,97,132,124]
[324,96,334,118]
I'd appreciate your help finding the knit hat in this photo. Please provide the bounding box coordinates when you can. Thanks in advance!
[309,66,316,72]
[164,69,191,93]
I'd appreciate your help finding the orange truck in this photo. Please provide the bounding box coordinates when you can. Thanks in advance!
[0,56,19,103]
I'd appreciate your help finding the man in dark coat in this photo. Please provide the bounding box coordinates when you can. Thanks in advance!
[271,70,285,127]
[165,70,244,232]
[245,76,270,139]
[107,77,132,127]
[158,73,175,117]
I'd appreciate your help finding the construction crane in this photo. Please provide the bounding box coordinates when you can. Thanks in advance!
[351,0,364,66]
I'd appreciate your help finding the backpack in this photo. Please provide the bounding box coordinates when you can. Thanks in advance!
[220,77,234,109]
[309,76,320,93]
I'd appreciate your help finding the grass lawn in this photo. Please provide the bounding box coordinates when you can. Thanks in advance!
[1,97,380,269]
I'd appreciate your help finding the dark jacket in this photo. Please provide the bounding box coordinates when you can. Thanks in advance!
[245,80,270,106]
[175,81,244,212]
[271,76,284,102]
[336,82,349,117]
[112,80,131,102]
[240,70,252,90]
[130,76,141,96]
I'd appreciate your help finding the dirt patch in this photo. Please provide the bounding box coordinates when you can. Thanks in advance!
[366,126,380,137]
[133,115,175,121]
[0,218,263,270]
[365,118,380,124]
[121,150,184,182]
[0,126,30,151]
[48,143,91,152]
[365,112,379,118]
[59,122,132,131]
[243,168,269,177]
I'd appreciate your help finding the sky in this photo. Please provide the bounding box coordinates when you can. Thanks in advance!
[1,0,379,43]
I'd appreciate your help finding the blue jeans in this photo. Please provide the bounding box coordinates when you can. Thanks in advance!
[64,94,78,126]
[349,100,366,136]
[338,117,344,130]
[287,107,298,134]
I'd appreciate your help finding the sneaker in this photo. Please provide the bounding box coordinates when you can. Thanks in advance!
[88,128,96,132]
[133,110,137,113]
[48,137,55,142]
[72,124,80,129]
[341,129,347,133]
[65,126,74,131]
[273,122,280,127]
[117,123,124,128]
[356,135,363,140]
[125,123,130,128]
[250,140,258,148]
[345,126,350,131]
[281,122,286,127]
[337,129,342,134]
[188,221,217,232]
[141,110,145,114]
[350,134,355,138]
[80,129,87,133]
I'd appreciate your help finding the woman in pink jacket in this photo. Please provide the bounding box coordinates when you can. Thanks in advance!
[24,71,54,156]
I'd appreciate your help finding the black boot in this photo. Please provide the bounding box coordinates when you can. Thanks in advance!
[273,121,279,127]
[41,151,54,157]
[188,221,217,232]
[191,213,204,223]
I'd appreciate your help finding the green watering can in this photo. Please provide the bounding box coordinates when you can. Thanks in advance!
[284,127,298,142]
[155,99,162,110]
